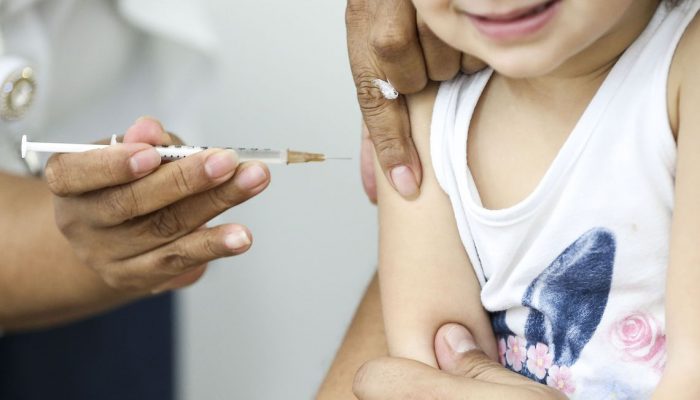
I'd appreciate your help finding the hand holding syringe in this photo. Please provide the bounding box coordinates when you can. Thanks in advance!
[35,117,347,295]
[21,135,350,164]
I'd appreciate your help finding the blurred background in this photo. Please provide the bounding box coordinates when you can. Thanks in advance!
[177,1,377,399]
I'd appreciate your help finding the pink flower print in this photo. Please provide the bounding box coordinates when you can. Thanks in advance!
[498,338,507,366]
[610,312,666,373]
[505,335,527,371]
[546,365,576,395]
[526,343,553,379]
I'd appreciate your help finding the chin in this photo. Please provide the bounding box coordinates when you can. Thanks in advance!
[481,50,564,78]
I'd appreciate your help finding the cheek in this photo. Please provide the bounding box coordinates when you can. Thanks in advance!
[413,0,451,12]
[414,1,481,54]
[574,0,636,20]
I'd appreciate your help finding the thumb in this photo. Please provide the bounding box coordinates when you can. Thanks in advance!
[435,323,485,374]
[123,116,178,146]
[435,323,541,387]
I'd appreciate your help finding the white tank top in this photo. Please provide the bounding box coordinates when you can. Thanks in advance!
[430,2,700,398]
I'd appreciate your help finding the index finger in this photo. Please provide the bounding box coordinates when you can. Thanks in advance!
[45,143,161,197]
[367,0,427,94]
[347,0,423,198]
[353,357,558,400]
[353,357,455,400]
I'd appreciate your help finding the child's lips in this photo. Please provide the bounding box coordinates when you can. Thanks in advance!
[461,0,561,41]
[466,0,557,21]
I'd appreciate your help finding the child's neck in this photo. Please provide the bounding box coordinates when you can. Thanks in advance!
[498,1,659,106]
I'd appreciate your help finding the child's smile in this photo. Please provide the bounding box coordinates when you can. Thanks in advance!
[413,0,657,78]
[458,0,562,42]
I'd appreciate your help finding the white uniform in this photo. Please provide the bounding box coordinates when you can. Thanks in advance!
[430,1,700,398]
[0,0,218,175]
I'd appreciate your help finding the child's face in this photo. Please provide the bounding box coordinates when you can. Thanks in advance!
[413,0,657,77]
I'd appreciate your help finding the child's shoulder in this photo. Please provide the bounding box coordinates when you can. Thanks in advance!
[404,82,440,141]
[668,9,700,134]
[674,6,700,64]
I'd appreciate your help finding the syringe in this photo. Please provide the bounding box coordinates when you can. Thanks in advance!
[20,135,347,164]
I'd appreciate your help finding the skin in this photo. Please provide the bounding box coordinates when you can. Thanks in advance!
[347,0,486,201]
[0,117,270,331]
[316,274,386,399]
[368,85,566,398]
[316,275,563,400]
[1,0,447,333]
[325,0,700,398]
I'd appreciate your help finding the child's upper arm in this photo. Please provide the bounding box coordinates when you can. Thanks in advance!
[660,12,700,391]
[376,84,497,367]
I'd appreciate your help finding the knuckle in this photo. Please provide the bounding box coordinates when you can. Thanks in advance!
[201,233,221,257]
[149,207,187,239]
[100,268,144,292]
[428,63,459,82]
[206,185,238,211]
[159,248,195,275]
[101,149,124,182]
[458,352,501,379]
[461,55,488,74]
[170,163,195,195]
[101,186,140,224]
[45,156,71,196]
[81,251,103,271]
[371,27,413,62]
[354,72,391,117]
[371,133,408,163]
[53,206,79,236]
[100,271,122,290]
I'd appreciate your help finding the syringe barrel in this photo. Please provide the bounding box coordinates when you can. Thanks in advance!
[155,146,207,161]
[154,146,287,164]
[234,148,286,164]
[22,136,293,164]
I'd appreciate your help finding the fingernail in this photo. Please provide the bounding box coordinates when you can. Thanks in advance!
[205,150,238,179]
[445,325,477,354]
[130,148,161,174]
[225,229,251,250]
[234,165,267,191]
[390,165,419,198]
